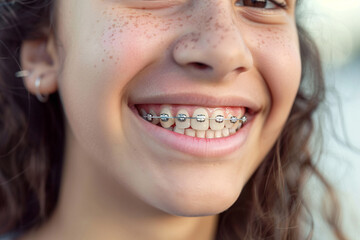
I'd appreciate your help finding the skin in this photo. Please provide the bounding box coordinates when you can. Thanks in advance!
[20,0,301,239]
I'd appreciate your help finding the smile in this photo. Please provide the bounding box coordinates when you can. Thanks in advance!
[129,103,255,158]
[136,104,248,138]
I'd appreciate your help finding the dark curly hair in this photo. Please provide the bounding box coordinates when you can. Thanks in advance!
[0,0,347,239]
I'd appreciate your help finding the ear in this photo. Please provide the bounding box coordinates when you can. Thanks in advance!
[20,31,60,96]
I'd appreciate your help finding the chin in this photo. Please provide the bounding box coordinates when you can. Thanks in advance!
[153,187,241,217]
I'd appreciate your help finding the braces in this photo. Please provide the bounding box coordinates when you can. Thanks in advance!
[143,114,247,124]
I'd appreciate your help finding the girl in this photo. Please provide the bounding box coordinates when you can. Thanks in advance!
[0,0,346,239]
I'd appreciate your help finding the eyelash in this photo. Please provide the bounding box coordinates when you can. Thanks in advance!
[234,0,288,10]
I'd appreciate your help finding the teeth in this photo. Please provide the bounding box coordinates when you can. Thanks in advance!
[241,116,247,124]
[146,113,154,122]
[222,128,230,137]
[224,114,235,129]
[230,116,238,123]
[215,130,222,138]
[160,106,174,128]
[185,129,196,137]
[229,113,241,131]
[174,126,185,134]
[196,130,206,138]
[191,108,209,131]
[149,109,160,125]
[175,109,191,129]
[140,109,147,120]
[210,110,225,130]
[206,130,215,139]
[139,105,246,138]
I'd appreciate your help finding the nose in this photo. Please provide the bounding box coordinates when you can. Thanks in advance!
[172,1,253,81]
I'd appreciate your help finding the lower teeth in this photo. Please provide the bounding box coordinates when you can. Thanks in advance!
[153,122,243,138]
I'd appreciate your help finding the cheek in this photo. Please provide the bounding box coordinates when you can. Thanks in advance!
[253,26,301,113]
[248,26,301,144]
[55,6,180,162]
[258,27,301,103]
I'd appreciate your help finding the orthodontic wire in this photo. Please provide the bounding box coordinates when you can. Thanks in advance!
[142,114,247,123]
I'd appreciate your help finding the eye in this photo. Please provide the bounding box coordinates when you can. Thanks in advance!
[235,0,287,9]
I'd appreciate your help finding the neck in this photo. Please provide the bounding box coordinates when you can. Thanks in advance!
[24,127,218,240]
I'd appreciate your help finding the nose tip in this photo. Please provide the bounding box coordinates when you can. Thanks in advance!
[172,4,253,81]
[173,30,253,80]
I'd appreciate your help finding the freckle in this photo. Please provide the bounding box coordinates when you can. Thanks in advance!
[109,56,113,59]
[102,59,105,62]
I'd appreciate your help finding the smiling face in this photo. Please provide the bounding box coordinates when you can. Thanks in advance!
[54,0,301,216]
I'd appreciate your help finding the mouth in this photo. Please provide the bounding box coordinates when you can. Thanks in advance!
[128,103,256,158]
[135,104,249,138]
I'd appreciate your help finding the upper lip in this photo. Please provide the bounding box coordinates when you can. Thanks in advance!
[128,93,262,113]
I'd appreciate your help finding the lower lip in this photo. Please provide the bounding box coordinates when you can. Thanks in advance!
[129,106,253,158]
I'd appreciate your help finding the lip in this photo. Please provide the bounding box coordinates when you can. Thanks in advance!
[128,105,254,158]
[129,93,262,113]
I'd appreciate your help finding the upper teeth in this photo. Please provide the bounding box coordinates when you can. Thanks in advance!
[215,115,224,123]
[160,113,169,122]
[144,113,246,123]
[177,114,187,122]
[138,105,247,137]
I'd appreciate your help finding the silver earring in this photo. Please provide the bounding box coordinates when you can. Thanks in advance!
[15,71,49,103]
[15,70,31,78]
[35,76,49,103]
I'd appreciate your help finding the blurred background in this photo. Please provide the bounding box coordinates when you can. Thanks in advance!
[298,1,360,239]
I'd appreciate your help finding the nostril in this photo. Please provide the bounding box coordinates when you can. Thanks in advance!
[190,62,212,70]
[235,66,247,73]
